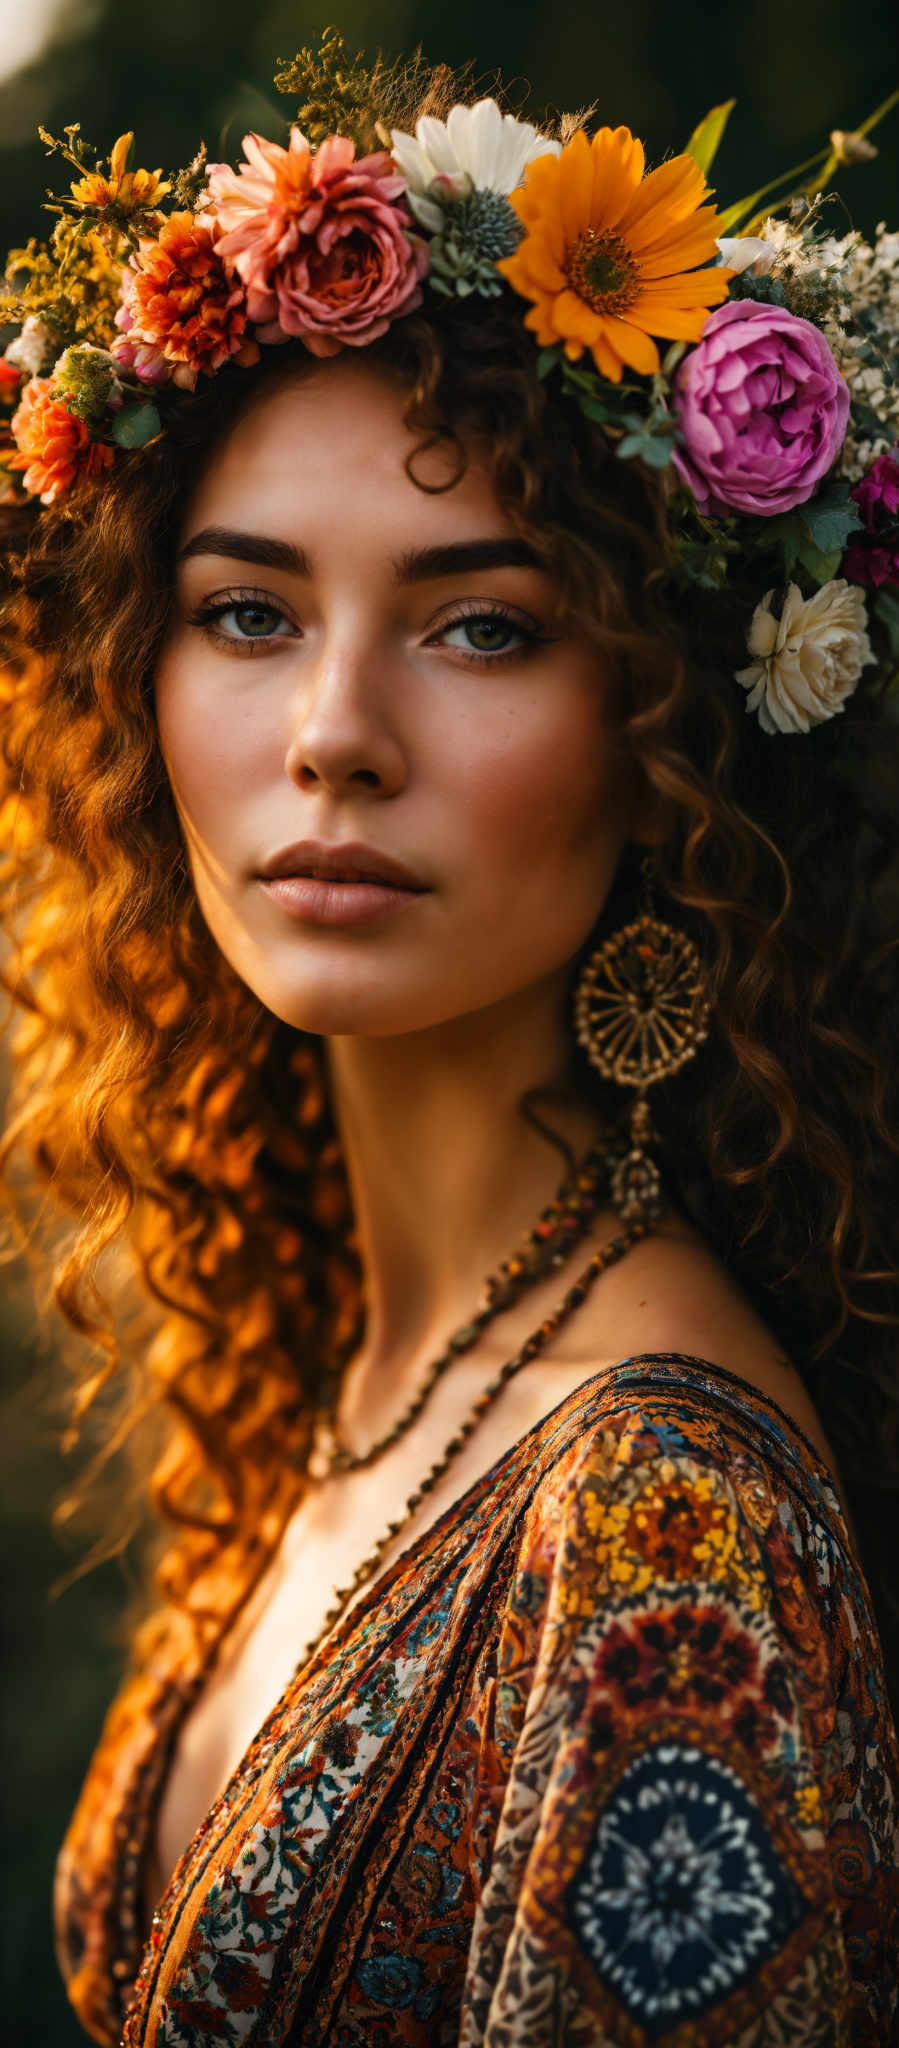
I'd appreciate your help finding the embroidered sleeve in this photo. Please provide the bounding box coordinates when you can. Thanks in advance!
[457,1399,899,2046]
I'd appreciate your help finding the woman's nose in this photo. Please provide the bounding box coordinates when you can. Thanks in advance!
[283,638,407,798]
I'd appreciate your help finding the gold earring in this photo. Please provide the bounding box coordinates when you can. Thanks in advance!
[572,861,711,1225]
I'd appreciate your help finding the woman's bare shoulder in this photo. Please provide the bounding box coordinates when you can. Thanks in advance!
[577,1206,848,1500]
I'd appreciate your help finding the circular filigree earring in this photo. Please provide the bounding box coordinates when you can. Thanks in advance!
[572,861,711,1225]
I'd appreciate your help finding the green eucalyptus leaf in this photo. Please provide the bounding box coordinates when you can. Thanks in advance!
[638,435,678,468]
[800,484,863,553]
[616,431,663,461]
[111,400,162,448]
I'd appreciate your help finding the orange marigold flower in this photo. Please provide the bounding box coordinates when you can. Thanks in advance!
[69,131,172,213]
[112,212,252,390]
[8,377,114,505]
[498,126,735,383]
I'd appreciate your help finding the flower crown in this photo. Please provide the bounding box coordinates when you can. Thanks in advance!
[2,30,898,740]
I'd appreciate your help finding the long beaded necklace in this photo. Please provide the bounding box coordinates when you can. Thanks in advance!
[305,1137,616,1482]
[128,1162,655,2008]
[290,1139,657,1685]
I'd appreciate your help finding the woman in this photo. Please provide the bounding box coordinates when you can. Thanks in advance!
[1,46,898,2046]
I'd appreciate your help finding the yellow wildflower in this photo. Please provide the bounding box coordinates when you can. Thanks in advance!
[69,132,172,214]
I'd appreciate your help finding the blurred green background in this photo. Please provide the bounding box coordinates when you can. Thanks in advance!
[2,0,898,261]
[0,0,897,2039]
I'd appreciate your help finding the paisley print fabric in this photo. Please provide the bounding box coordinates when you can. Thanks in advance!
[53,1354,899,2046]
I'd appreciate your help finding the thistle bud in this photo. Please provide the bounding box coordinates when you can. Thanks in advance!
[50,343,125,423]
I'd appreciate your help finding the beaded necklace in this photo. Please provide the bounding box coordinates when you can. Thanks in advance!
[291,1138,657,1684]
[127,1145,656,1991]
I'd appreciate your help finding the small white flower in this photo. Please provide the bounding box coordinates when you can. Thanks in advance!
[735,579,876,735]
[715,235,776,275]
[4,314,51,377]
[390,98,560,232]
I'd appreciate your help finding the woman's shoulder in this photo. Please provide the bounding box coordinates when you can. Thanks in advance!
[561,1202,850,1508]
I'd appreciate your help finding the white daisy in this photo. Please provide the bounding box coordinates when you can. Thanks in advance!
[390,99,560,232]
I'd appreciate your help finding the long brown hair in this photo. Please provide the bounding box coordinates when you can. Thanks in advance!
[2,298,898,1707]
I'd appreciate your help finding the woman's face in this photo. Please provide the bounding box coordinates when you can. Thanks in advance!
[154,360,644,1041]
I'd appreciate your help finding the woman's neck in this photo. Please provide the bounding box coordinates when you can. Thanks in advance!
[323,975,608,1373]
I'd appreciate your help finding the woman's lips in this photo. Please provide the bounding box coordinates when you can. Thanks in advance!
[259,876,429,925]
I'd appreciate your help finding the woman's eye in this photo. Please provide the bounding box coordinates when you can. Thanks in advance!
[433,610,537,663]
[188,594,296,653]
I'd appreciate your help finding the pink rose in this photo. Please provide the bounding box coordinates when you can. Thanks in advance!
[670,299,850,517]
[845,449,899,588]
[206,130,429,357]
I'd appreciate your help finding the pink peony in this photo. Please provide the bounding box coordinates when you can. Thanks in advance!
[670,299,850,517]
[844,449,899,588]
[205,129,429,357]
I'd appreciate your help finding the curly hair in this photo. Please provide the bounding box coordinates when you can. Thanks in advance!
[2,292,898,1714]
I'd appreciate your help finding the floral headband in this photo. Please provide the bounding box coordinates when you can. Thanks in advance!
[1,30,898,741]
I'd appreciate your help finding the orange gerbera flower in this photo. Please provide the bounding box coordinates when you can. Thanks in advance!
[113,212,253,389]
[498,125,735,382]
[8,377,114,505]
[70,131,172,214]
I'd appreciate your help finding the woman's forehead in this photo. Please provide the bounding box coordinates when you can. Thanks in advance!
[181,366,517,556]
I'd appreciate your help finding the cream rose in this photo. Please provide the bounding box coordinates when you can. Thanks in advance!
[735,579,876,735]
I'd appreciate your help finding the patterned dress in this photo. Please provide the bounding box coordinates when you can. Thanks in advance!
[54,1353,899,2047]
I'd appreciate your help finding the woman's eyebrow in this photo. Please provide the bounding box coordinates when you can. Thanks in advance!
[176,527,545,582]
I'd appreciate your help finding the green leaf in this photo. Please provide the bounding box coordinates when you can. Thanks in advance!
[560,360,602,394]
[684,99,736,175]
[575,395,616,425]
[111,400,162,449]
[797,538,843,584]
[535,345,562,380]
[616,431,676,467]
[643,437,679,469]
[800,477,863,553]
